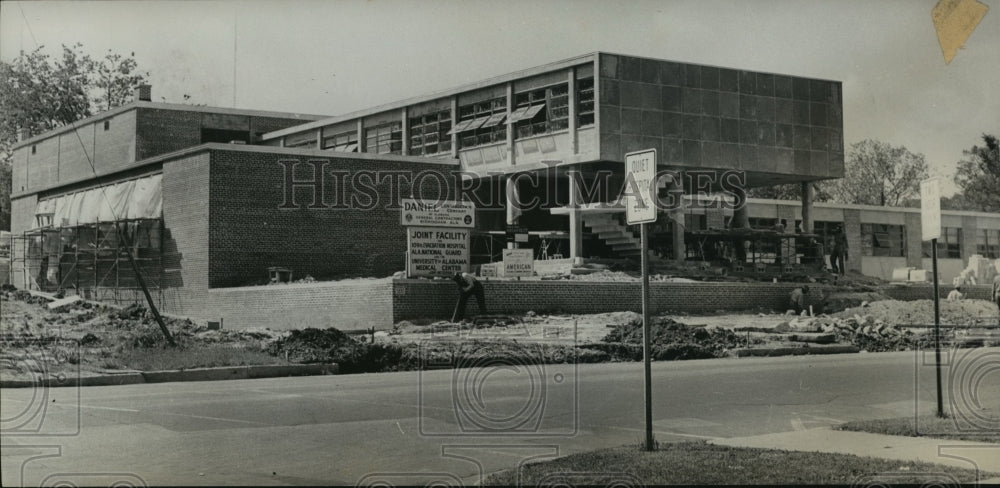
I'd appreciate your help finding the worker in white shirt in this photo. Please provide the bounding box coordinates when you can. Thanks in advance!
[947,286,964,302]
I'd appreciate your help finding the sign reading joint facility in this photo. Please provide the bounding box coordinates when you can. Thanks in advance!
[400,198,475,228]
[625,149,657,225]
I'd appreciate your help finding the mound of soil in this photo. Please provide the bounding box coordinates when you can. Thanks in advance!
[600,316,746,360]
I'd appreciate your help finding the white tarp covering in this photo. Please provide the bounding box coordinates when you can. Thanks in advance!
[37,174,162,228]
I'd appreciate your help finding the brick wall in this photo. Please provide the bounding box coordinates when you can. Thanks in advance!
[392,279,828,321]
[203,278,393,330]
[206,148,460,287]
[159,152,211,316]
[136,109,202,160]
[843,209,862,272]
[8,195,37,288]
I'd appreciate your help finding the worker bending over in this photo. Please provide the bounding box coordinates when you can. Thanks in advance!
[789,285,810,315]
[452,272,487,322]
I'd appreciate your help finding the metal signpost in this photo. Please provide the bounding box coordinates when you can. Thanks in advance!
[625,148,657,451]
[920,177,944,418]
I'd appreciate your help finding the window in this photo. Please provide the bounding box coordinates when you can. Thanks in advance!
[103,120,110,131]
[322,130,358,152]
[923,227,962,258]
[364,122,402,155]
[284,131,317,149]
[453,97,506,149]
[32,145,37,154]
[577,77,595,127]
[812,220,842,252]
[408,110,452,156]
[861,223,905,257]
[748,218,777,229]
[977,229,999,259]
[512,82,569,139]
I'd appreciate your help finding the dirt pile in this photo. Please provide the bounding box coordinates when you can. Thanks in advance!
[598,316,748,360]
[782,315,925,353]
[835,299,998,327]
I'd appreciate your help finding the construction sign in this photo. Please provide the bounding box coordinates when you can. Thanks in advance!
[406,227,470,278]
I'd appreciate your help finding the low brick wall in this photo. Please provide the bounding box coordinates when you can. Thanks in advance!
[392,279,828,321]
[205,278,394,331]
[878,284,994,301]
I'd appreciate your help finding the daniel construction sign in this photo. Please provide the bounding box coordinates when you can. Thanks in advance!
[400,198,475,228]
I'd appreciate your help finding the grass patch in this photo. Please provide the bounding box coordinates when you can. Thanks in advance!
[483,442,993,485]
[838,412,1000,444]
[109,344,286,371]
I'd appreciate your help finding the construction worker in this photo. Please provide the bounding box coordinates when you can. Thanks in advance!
[789,285,810,315]
[947,286,964,302]
[452,271,487,322]
[831,226,848,275]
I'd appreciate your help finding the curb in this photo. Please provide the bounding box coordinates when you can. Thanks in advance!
[0,363,339,388]
[732,345,861,357]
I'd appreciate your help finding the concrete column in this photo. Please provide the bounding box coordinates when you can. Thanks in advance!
[670,172,685,261]
[400,107,409,156]
[800,182,814,234]
[568,173,583,261]
[506,82,516,166]
[732,202,749,229]
[568,68,578,154]
[506,175,518,250]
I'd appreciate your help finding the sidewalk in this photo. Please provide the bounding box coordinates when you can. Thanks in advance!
[709,428,1000,483]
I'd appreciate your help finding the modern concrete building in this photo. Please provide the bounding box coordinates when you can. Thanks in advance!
[6,52,999,327]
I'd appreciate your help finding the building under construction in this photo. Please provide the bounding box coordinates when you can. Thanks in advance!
[8,53,1000,329]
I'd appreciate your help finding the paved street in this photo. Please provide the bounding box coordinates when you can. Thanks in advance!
[3,348,999,486]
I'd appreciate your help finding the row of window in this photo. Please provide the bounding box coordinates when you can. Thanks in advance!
[746,220,1000,260]
[294,77,596,156]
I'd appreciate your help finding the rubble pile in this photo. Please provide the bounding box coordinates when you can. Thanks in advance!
[780,315,923,353]
[835,299,998,327]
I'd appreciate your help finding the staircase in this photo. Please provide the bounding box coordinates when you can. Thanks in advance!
[582,212,642,257]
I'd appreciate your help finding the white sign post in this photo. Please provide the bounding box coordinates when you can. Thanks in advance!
[920,178,941,241]
[625,150,658,225]
[625,148,657,452]
[920,177,945,418]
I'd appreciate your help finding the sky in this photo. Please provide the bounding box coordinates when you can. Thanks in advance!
[2,0,997,196]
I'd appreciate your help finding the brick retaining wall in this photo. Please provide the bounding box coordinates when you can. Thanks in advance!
[392,279,829,321]
[204,279,393,331]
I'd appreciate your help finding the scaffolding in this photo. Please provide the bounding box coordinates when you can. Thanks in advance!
[10,218,163,305]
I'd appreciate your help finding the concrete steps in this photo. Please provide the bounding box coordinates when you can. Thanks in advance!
[582,212,641,256]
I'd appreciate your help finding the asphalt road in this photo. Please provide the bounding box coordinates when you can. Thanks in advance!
[3,347,999,486]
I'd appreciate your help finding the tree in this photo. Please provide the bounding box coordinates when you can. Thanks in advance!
[747,182,834,202]
[953,134,1000,212]
[830,139,928,207]
[0,43,148,230]
[93,50,148,112]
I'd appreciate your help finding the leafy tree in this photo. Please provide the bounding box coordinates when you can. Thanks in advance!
[0,43,148,230]
[830,139,928,207]
[747,182,833,202]
[953,134,1000,212]
[93,50,148,112]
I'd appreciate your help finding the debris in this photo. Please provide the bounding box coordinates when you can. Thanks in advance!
[48,295,82,310]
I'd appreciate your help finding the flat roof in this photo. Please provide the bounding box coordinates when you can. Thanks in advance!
[13,101,329,150]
